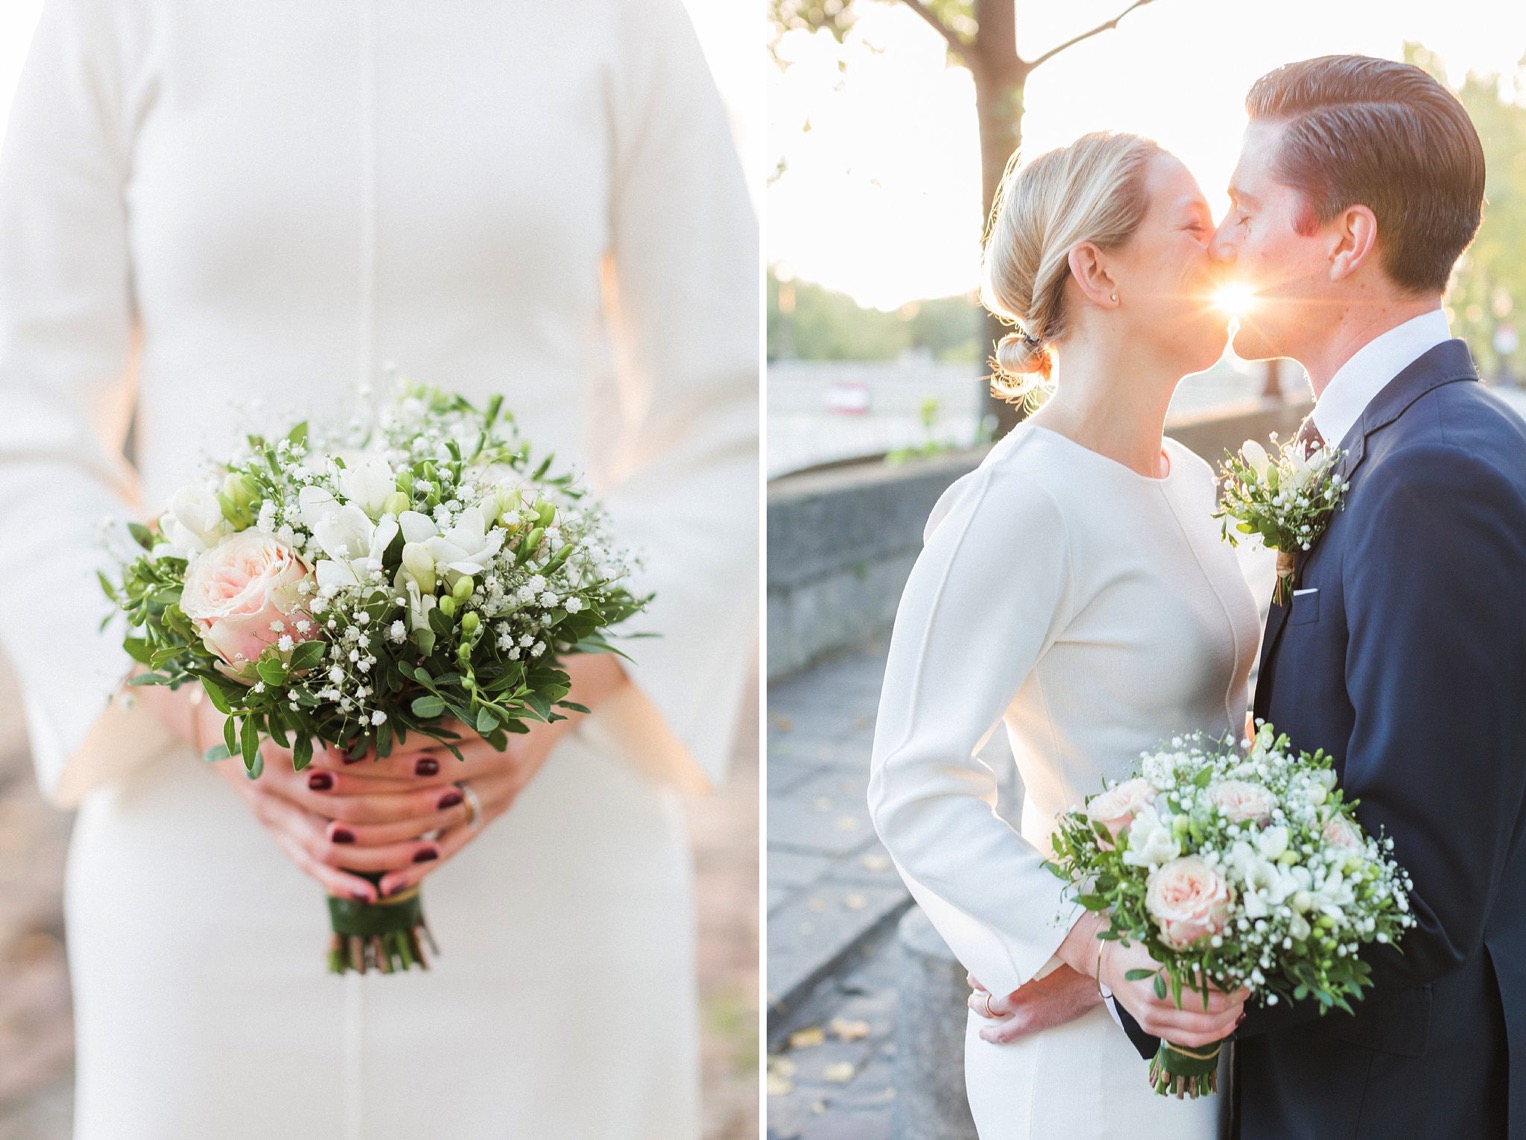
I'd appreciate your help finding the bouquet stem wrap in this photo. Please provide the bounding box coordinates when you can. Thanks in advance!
[326,874,436,975]
[1150,1040,1221,1099]
[1273,551,1297,606]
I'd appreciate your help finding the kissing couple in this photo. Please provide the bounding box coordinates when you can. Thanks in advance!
[868,54,1524,1139]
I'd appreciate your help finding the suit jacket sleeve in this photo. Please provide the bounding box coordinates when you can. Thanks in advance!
[1240,438,1526,1038]
[867,462,1084,998]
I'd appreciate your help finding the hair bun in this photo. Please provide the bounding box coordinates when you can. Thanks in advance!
[994,331,1052,380]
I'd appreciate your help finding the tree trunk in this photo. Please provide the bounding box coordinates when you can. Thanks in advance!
[972,56,1029,438]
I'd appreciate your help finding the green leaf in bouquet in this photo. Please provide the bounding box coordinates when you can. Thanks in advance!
[555,700,591,715]
[240,717,260,774]
[524,692,553,722]
[286,420,309,448]
[532,454,554,480]
[223,715,238,758]
[373,720,393,758]
[256,657,287,687]
[127,521,154,549]
[203,743,232,762]
[414,629,436,655]
[1123,968,1158,982]
[1075,893,1108,911]
[289,640,326,672]
[200,678,235,714]
[1154,973,1168,1000]
[292,734,313,772]
[428,607,453,638]
[127,671,172,687]
[411,694,446,719]
[266,709,291,750]
[475,707,499,735]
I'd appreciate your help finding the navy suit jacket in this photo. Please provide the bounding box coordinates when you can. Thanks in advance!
[1121,341,1526,1138]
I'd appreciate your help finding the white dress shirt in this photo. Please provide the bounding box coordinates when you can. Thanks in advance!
[1311,309,1453,447]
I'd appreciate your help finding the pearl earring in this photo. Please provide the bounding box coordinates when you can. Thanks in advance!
[1110,291,1118,302]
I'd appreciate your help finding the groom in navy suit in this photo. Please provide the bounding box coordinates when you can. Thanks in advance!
[1111,55,1526,1137]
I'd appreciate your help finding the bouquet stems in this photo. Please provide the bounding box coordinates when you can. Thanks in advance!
[1273,551,1297,606]
[1149,1040,1221,1099]
[326,874,436,975]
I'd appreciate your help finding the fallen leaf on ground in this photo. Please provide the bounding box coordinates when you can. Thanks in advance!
[788,1026,825,1049]
[830,1018,871,1041]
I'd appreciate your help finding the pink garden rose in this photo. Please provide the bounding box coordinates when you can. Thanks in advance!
[1322,814,1365,851]
[181,529,317,676]
[1146,856,1234,950]
[1207,780,1278,825]
[1086,777,1158,843]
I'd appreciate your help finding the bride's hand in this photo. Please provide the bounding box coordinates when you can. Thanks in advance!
[301,652,631,898]
[1097,937,1248,1049]
[152,686,459,902]
[311,717,567,900]
[967,967,1102,1044]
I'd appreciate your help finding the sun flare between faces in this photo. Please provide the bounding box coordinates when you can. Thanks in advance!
[1213,282,1258,319]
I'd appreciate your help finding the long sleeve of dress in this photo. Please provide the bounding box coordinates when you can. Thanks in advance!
[584,0,758,792]
[0,0,176,807]
[868,458,1082,998]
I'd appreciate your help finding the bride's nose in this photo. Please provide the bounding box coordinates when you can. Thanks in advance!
[1209,230,1237,265]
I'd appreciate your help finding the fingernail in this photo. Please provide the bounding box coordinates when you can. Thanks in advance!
[308,772,333,791]
[437,790,463,810]
[342,753,366,766]
[415,758,440,778]
[331,827,355,845]
[350,889,371,902]
[413,847,439,863]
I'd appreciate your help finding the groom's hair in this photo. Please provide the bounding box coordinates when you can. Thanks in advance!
[1247,55,1484,295]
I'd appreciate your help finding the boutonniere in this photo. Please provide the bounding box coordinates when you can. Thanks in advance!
[1213,435,1350,605]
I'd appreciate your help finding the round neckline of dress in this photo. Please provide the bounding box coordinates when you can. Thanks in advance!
[1024,423,1175,483]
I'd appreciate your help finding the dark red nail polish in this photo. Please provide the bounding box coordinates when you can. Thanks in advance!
[415,758,440,778]
[350,889,370,901]
[413,848,439,863]
[332,828,355,844]
[342,753,366,765]
[437,791,463,810]
[308,772,333,791]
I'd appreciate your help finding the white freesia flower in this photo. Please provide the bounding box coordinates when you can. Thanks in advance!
[164,482,233,555]
[313,506,398,590]
[1122,805,1181,868]
[1240,439,1270,480]
[337,452,397,519]
[298,485,340,531]
[422,507,504,585]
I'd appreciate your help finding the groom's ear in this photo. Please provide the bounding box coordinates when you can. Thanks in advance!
[1067,242,1118,309]
[1326,204,1380,283]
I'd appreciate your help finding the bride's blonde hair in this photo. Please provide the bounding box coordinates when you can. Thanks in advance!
[982,132,1162,404]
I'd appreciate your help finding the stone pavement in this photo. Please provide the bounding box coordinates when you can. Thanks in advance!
[0,655,759,1140]
[765,538,1279,1140]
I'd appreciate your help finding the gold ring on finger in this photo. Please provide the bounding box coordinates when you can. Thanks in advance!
[982,991,996,1019]
[454,780,483,832]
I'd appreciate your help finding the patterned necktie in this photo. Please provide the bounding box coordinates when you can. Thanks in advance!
[1294,416,1326,458]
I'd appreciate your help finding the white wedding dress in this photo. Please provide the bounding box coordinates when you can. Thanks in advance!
[869,425,1260,1139]
[0,1,756,1137]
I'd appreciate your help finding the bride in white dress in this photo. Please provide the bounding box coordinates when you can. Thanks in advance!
[868,133,1258,1139]
[0,1,755,1137]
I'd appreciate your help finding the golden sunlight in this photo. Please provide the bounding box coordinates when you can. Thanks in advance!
[1213,282,1258,319]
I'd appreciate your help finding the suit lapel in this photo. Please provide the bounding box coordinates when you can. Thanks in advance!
[1254,339,1479,713]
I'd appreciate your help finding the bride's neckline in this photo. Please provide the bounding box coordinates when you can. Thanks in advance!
[1023,423,1174,483]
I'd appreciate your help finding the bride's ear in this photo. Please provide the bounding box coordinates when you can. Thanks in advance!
[1067,242,1118,309]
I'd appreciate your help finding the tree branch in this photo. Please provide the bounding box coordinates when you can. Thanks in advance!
[899,0,968,57]
[1025,0,1155,70]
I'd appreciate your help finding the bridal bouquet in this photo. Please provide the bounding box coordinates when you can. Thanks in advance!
[1213,435,1349,604]
[1046,723,1414,1098]
[102,382,648,974]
